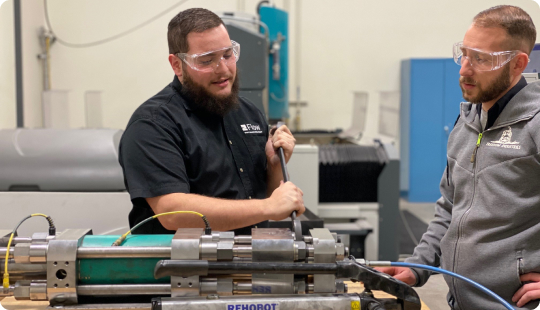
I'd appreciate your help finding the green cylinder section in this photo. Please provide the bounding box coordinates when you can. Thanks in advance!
[81,235,173,247]
[78,235,173,285]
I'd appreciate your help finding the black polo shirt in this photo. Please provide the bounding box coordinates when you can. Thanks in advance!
[119,76,269,235]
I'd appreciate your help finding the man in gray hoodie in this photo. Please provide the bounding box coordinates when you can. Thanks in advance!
[379,5,540,310]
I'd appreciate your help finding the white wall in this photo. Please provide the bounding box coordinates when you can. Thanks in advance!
[0,0,15,129]
[293,0,540,137]
[21,0,45,128]
[44,0,263,130]
[0,0,46,129]
[2,0,540,132]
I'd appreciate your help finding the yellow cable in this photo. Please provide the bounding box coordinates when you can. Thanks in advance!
[3,233,14,290]
[152,211,204,219]
[31,213,48,218]
[3,214,51,291]
[112,211,207,246]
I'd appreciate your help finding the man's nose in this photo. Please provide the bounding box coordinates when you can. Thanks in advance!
[213,57,230,74]
[459,57,474,76]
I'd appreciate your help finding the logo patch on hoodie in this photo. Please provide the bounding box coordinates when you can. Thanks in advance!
[486,126,521,149]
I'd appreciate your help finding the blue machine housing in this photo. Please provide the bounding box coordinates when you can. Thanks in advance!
[259,6,289,120]
[400,58,462,202]
[524,43,540,73]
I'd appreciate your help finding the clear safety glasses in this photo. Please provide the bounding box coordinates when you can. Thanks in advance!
[176,40,240,73]
[453,42,522,71]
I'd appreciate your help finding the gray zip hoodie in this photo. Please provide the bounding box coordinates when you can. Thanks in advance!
[406,81,540,309]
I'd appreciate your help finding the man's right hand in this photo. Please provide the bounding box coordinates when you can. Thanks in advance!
[375,267,417,286]
[265,181,305,220]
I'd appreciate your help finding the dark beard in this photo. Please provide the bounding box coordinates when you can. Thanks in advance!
[460,64,511,104]
[180,69,240,117]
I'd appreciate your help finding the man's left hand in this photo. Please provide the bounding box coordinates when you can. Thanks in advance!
[512,273,540,307]
[266,125,296,167]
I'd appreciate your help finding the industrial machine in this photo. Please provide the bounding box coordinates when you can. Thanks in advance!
[286,139,400,262]
[0,220,421,310]
[290,88,401,261]
[219,3,290,121]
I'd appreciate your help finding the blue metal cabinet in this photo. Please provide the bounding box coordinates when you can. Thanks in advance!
[400,59,462,202]
[259,6,289,120]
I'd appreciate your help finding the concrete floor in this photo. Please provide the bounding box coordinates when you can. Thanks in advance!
[400,200,451,310]
[415,274,451,310]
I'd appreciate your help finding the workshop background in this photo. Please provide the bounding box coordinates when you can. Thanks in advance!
[1,1,539,309]
[1,0,538,131]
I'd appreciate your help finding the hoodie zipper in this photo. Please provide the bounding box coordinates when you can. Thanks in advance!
[451,115,533,308]
[452,130,482,309]
[470,133,483,163]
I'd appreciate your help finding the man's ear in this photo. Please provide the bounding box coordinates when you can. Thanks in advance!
[168,54,183,79]
[512,53,529,75]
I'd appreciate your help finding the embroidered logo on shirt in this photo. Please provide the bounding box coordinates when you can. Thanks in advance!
[240,123,262,134]
[486,126,521,149]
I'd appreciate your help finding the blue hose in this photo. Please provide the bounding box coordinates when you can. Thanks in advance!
[390,262,515,310]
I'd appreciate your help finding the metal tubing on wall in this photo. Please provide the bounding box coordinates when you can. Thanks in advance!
[14,0,23,128]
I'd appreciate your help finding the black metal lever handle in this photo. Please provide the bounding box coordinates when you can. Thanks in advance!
[275,122,301,241]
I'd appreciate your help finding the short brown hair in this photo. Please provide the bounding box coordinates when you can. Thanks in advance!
[167,8,224,54]
[473,5,537,55]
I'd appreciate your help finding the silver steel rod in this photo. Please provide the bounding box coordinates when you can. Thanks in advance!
[307,244,315,257]
[232,245,252,258]
[303,236,313,244]
[78,284,170,296]
[0,261,47,274]
[77,247,171,258]
[0,237,32,244]
[233,235,252,244]
[0,248,14,258]
[234,282,252,292]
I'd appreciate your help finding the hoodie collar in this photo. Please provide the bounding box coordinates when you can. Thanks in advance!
[461,78,540,130]
[475,76,527,130]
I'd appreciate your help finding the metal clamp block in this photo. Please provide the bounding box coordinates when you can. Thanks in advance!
[335,243,345,261]
[294,241,306,261]
[216,278,233,296]
[13,243,30,264]
[29,280,47,300]
[252,228,295,294]
[13,280,30,300]
[335,280,346,294]
[29,243,47,263]
[171,228,203,297]
[46,228,92,306]
[212,231,234,242]
[310,228,337,293]
[217,241,234,261]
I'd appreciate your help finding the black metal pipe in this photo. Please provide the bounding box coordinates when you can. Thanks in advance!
[207,261,337,274]
[278,147,289,182]
[154,260,337,279]
[14,0,24,128]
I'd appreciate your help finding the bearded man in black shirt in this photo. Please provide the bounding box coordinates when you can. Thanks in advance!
[119,8,304,234]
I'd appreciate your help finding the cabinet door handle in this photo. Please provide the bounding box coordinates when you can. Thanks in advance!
[444,126,450,135]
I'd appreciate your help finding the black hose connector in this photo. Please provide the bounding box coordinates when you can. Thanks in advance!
[45,216,56,235]
[201,216,212,235]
